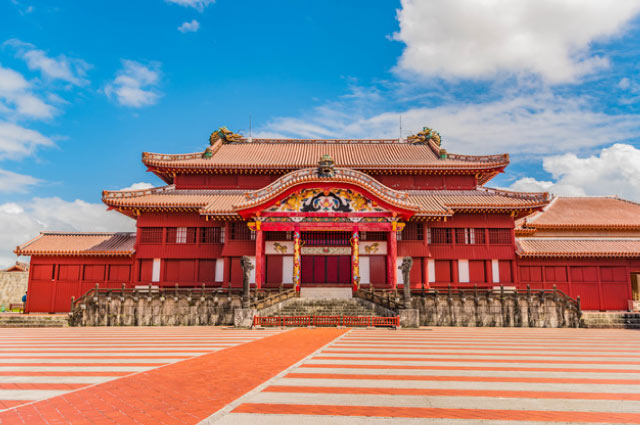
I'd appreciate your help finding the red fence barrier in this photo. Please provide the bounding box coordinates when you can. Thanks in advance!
[252,315,399,328]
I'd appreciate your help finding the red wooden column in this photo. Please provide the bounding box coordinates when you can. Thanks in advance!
[388,224,398,289]
[293,228,301,292]
[351,229,360,292]
[254,220,264,289]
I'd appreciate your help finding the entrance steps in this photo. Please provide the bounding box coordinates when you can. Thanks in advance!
[581,312,640,329]
[300,287,352,299]
[277,298,388,317]
[0,313,69,328]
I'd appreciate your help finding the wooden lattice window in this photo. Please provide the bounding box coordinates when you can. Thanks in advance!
[429,228,452,244]
[200,227,222,244]
[301,231,351,246]
[265,231,292,241]
[488,228,512,245]
[401,222,424,241]
[230,222,255,240]
[167,227,197,243]
[140,227,162,244]
[362,232,387,241]
[455,228,486,245]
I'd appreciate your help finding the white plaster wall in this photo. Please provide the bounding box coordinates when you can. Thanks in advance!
[359,256,370,284]
[492,259,500,283]
[458,259,470,283]
[215,258,224,282]
[428,259,435,284]
[282,256,293,284]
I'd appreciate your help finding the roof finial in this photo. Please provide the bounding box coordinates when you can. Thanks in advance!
[317,154,335,177]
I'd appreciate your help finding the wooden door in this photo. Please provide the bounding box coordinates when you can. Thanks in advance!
[301,256,314,283]
[338,256,351,283]
[326,256,339,282]
[313,256,325,283]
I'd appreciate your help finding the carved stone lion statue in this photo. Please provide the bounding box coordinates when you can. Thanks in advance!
[240,256,254,307]
[399,256,413,307]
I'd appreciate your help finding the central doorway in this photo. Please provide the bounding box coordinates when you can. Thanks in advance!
[301,255,351,284]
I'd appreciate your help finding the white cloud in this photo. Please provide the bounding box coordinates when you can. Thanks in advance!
[4,39,91,86]
[119,182,154,191]
[0,197,135,268]
[260,92,640,156]
[0,65,56,119]
[0,121,54,159]
[508,144,640,200]
[104,60,162,108]
[0,168,41,193]
[178,19,200,33]
[393,0,640,83]
[165,0,214,12]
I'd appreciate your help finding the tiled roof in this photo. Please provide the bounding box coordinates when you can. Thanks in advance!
[103,185,245,215]
[518,196,640,229]
[142,139,509,172]
[15,232,136,257]
[3,261,29,272]
[517,238,640,258]
[103,184,548,217]
[408,188,550,215]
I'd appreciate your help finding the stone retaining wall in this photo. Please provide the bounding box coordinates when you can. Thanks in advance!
[408,291,580,327]
[0,272,27,310]
[70,291,243,326]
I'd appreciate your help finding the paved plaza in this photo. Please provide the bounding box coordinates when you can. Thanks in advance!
[0,327,638,424]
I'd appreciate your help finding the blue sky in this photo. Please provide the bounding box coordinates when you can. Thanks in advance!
[2,0,640,266]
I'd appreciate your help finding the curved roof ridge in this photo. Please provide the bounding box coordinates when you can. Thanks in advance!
[235,166,420,212]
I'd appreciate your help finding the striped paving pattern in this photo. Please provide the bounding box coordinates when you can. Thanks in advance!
[0,326,282,411]
[215,328,640,425]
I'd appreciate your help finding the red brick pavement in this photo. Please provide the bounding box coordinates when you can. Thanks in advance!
[0,328,346,425]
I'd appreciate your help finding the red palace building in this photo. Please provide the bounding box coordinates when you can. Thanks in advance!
[15,127,640,313]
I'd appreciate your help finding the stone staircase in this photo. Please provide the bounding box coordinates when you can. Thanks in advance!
[275,298,392,317]
[0,313,69,328]
[581,312,640,329]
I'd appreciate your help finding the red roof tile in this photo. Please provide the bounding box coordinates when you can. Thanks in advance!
[15,232,136,257]
[103,184,548,218]
[516,238,640,258]
[519,196,640,229]
[142,139,509,172]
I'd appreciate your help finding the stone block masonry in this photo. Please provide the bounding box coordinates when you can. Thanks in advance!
[0,271,27,310]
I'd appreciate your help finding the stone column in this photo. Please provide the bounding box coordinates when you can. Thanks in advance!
[351,229,360,292]
[293,229,301,292]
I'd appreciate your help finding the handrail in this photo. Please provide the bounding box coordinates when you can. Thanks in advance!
[253,315,399,328]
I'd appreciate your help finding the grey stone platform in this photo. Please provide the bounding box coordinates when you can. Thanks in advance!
[300,287,352,299]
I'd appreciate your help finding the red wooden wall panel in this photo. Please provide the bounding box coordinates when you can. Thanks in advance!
[32,264,54,280]
[266,256,282,286]
[83,265,105,281]
[198,260,216,282]
[108,265,131,282]
[28,281,53,312]
[571,283,600,310]
[230,257,243,285]
[58,265,80,281]
[434,260,451,283]
[139,259,153,282]
[499,260,512,283]
[469,260,485,283]
[410,258,422,286]
[369,256,386,285]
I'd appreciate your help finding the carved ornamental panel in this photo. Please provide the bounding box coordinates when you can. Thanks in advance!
[267,188,388,214]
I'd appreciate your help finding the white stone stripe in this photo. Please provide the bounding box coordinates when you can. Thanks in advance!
[274,377,640,394]
[0,389,69,400]
[304,359,640,370]
[0,366,152,372]
[292,366,640,380]
[215,413,617,425]
[249,392,640,413]
[0,352,216,357]
[0,358,178,364]
[0,376,115,384]
[318,352,640,361]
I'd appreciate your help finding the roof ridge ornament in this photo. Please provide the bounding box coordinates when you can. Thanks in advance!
[407,127,442,147]
[317,154,335,177]
[203,127,244,158]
